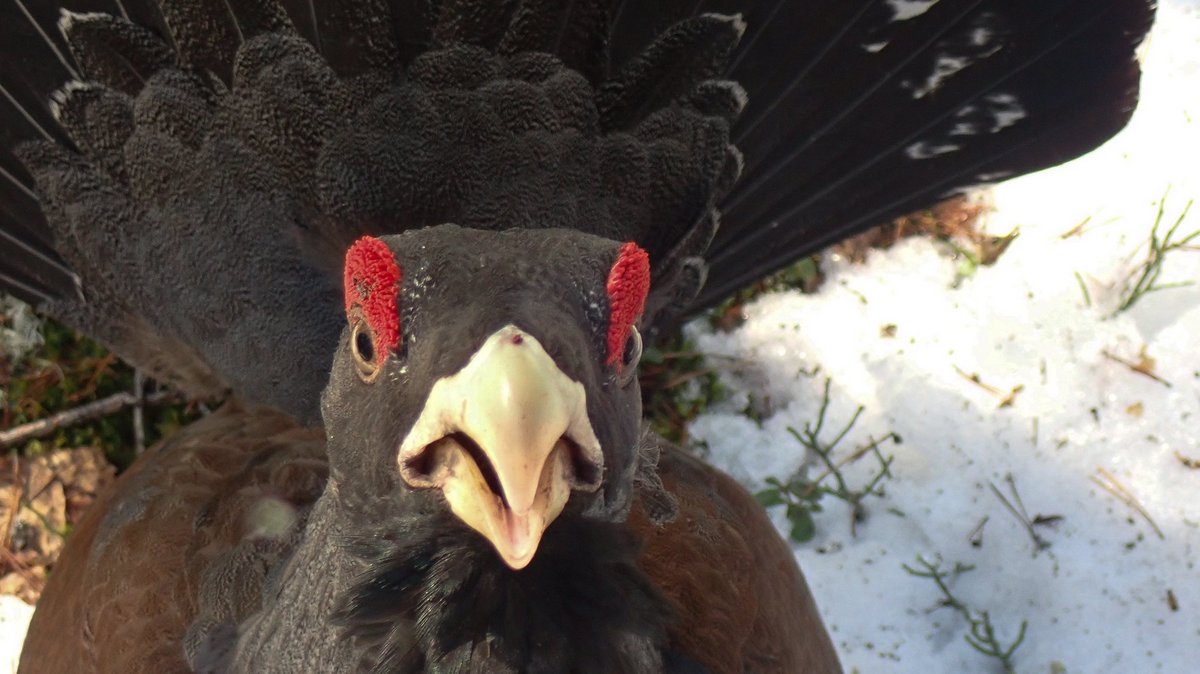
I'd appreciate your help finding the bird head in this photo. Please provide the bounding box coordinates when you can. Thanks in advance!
[320,225,650,569]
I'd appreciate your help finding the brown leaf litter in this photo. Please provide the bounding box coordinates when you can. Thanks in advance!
[1,447,115,603]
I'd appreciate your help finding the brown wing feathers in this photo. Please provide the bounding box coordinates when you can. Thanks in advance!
[632,445,842,674]
[21,403,326,674]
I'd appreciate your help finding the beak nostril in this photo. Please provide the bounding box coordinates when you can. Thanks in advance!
[403,432,601,505]
[402,442,440,483]
[561,436,602,491]
[402,433,508,508]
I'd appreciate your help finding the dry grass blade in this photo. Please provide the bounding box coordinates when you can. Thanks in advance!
[1101,348,1171,388]
[1175,452,1200,470]
[953,365,1024,408]
[1060,215,1093,239]
[1091,467,1164,539]
[989,475,1052,552]
[1074,271,1093,307]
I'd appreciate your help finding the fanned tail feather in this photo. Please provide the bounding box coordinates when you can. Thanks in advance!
[697,0,1152,307]
[0,0,1153,419]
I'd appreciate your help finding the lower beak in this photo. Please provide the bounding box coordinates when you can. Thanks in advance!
[397,325,604,569]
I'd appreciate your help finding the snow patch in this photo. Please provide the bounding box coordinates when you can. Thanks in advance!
[0,596,32,674]
[693,3,1200,672]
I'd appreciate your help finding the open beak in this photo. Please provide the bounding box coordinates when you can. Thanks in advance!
[397,325,604,569]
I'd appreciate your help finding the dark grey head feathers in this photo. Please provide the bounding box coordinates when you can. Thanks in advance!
[320,226,644,515]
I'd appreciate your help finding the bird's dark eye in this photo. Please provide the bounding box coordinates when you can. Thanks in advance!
[351,320,381,382]
[619,326,642,386]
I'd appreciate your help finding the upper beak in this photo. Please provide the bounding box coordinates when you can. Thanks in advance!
[397,325,604,569]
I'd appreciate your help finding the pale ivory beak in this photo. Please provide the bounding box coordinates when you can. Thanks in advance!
[397,325,604,569]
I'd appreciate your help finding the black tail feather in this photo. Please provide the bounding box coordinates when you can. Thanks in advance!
[0,153,79,306]
[431,0,516,49]
[155,0,242,81]
[0,2,78,148]
[227,0,296,39]
[0,214,77,305]
[599,13,744,131]
[607,0,698,68]
[498,0,613,81]
[8,0,82,81]
[59,10,174,94]
[0,152,46,240]
[0,0,85,303]
[309,0,401,75]
[108,0,173,40]
[379,0,434,63]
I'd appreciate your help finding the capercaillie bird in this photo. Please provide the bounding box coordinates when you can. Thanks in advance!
[0,1,1153,672]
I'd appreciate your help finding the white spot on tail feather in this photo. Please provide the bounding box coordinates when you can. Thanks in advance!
[727,145,745,177]
[970,27,994,47]
[48,80,93,121]
[723,81,749,113]
[887,0,940,22]
[702,13,748,40]
[985,93,1027,132]
[910,54,969,98]
[905,141,960,159]
[57,9,112,40]
[950,122,978,136]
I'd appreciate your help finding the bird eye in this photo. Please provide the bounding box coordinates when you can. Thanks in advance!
[351,320,381,382]
[618,326,642,386]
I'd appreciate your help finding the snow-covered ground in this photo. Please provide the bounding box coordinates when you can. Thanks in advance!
[692,2,1200,672]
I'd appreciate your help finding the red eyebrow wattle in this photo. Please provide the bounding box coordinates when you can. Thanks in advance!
[605,242,650,367]
[344,236,403,358]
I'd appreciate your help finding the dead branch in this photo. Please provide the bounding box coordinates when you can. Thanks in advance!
[0,390,180,449]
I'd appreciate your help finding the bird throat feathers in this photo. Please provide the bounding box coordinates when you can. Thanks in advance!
[333,510,674,673]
